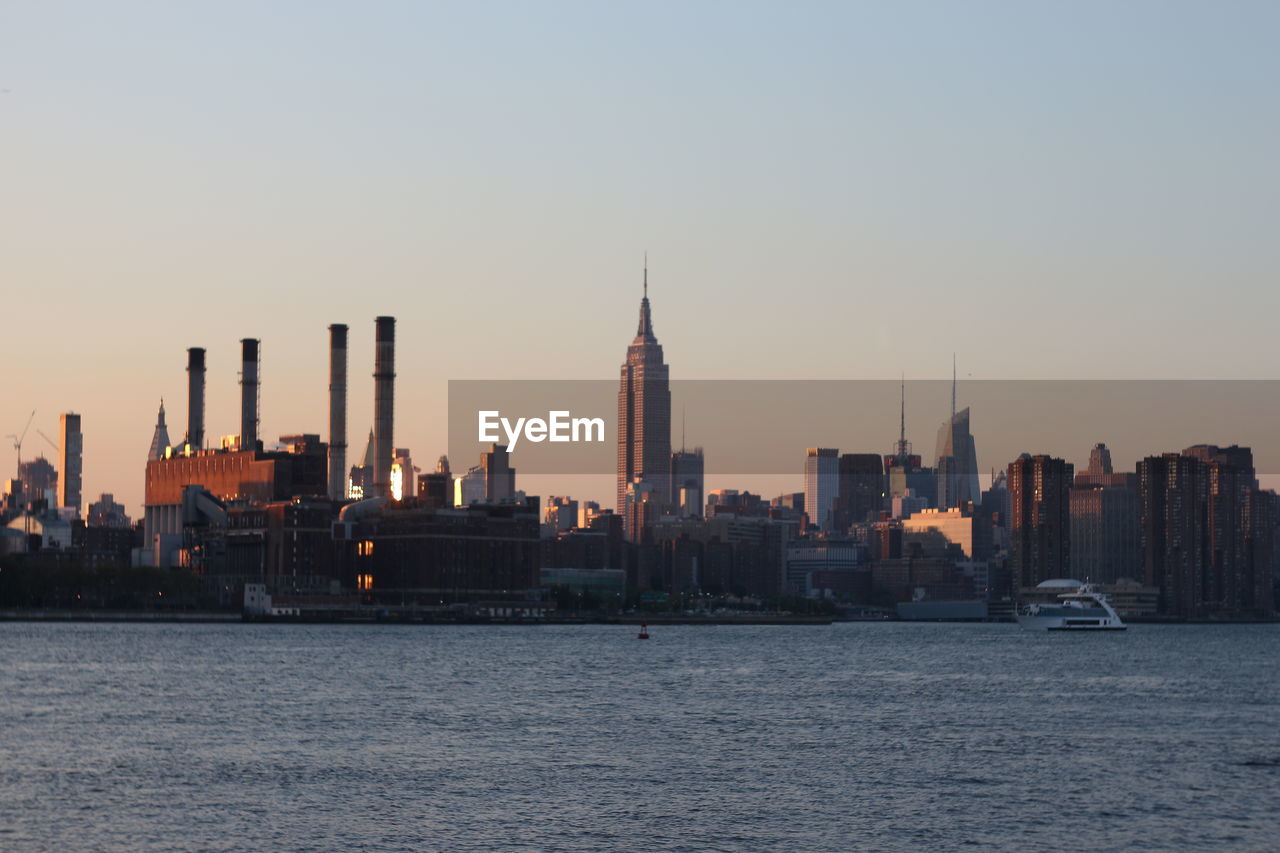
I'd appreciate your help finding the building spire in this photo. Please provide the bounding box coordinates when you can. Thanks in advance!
[951,353,957,421]
[899,374,906,449]
[635,254,655,341]
[148,398,172,461]
[894,374,912,462]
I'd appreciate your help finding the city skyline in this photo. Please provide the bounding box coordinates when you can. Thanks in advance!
[13,316,1280,518]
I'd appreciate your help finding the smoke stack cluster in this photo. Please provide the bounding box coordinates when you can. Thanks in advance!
[173,317,395,503]
[373,316,396,498]
[240,338,260,451]
[328,324,348,500]
[186,347,206,450]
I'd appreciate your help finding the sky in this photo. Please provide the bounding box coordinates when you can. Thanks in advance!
[2,0,1279,515]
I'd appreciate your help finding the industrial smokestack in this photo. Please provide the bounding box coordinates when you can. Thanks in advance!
[186,347,206,450]
[373,316,395,498]
[240,338,260,452]
[328,324,348,500]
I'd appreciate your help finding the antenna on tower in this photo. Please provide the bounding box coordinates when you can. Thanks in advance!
[643,251,648,299]
[951,353,957,420]
[894,375,912,463]
[681,404,687,453]
[899,373,906,448]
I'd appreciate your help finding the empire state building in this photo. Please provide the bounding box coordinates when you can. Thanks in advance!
[616,264,672,520]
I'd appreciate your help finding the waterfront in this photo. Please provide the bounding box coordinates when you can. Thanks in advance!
[2,622,1277,851]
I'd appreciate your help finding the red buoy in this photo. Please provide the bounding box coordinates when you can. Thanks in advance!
[637,623,649,640]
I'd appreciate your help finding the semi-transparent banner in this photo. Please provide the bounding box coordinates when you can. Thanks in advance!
[447,380,1280,476]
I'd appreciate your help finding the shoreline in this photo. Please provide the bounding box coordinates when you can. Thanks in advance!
[0,609,832,626]
[2,610,1276,625]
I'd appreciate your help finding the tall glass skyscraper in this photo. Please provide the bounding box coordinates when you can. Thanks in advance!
[804,447,840,532]
[935,407,981,508]
[617,266,671,525]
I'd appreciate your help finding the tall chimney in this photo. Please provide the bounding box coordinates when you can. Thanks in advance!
[373,316,395,498]
[240,338,260,452]
[328,324,348,500]
[186,347,206,450]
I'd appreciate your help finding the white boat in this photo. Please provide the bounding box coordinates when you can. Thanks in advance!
[1016,580,1126,631]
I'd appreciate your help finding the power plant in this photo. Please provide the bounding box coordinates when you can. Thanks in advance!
[142,317,399,570]
[119,312,550,617]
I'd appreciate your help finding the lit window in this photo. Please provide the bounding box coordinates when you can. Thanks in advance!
[390,463,404,502]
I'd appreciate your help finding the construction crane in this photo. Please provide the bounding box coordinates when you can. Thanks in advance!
[36,429,60,455]
[5,409,36,478]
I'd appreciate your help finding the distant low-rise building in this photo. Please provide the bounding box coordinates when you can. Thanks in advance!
[901,504,991,560]
[544,496,579,535]
[785,539,861,595]
[87,493,131,529]
[336,502,541,606]
[540,567,627,600]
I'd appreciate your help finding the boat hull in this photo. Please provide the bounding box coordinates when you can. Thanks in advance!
[1016,613,1126,631]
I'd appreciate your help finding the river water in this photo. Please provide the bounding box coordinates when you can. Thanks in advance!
[2,621,1277,851]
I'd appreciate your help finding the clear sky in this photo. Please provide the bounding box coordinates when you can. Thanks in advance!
[3,0,1278,515]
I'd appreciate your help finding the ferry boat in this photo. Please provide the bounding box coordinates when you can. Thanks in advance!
[1016,580,1126,631]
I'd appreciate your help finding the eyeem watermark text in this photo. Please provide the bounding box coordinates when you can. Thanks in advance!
[477,410,605,451]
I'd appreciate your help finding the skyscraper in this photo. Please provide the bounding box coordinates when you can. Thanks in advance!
[1070,481,1140,584]
[616,262,671,526]
[1137,445,1272,617]
[624,478,661,543]
[1243,490,1277,615]
[934,360,980,508]
[1088,443,1113,476]
[935,407,980,508]
[1182,444,1258,489]
[1071,443,1139,587]
[671,447,705,518]
[1138,453,1206,618]
[1076,442,1133,488]
[1008,454,1073,592]
[885,378,934,507]
[482,443,516,502]
[804,448,839,532]
[58,412,82,517]
[834,453,884,529]
[16,458,56,500]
